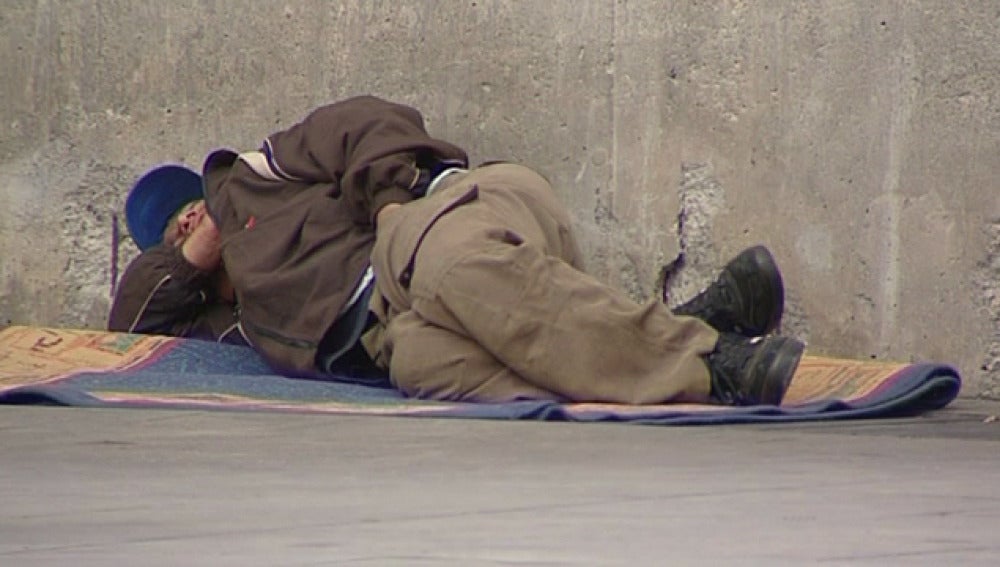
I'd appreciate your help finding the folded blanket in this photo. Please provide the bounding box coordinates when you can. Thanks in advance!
[0,326,961,425]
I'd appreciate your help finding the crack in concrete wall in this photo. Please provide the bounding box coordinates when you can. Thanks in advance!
[660,161,810,342]
[976,219,1000,399]
[58,162,135,328]
[661,162,723,308]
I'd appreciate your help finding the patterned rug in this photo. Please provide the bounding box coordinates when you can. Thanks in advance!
[0,326,961,424]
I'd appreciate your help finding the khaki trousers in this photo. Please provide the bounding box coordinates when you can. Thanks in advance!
[366,163,718,403]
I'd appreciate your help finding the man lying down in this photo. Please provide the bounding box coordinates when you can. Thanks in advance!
[109,95,803,406]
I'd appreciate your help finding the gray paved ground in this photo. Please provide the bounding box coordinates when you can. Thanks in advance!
[1,400,999,566]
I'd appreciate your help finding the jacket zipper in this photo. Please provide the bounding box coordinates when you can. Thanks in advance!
[128,274,172,333]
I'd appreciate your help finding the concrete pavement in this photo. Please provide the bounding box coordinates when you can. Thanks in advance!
[1,401,998,565]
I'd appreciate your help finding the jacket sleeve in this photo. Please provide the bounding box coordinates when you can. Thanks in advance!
[108,245,236,341]
[262,95,466,223]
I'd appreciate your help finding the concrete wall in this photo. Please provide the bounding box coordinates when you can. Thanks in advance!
[1,0,997,396]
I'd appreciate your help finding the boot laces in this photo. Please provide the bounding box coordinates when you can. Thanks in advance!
[707,334,754,405]
[683,278,737,328]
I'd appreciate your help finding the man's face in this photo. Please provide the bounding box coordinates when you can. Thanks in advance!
[164,199,207,247]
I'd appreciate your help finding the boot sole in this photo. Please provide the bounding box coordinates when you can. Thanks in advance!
[730,245,785,336]
[748,335,804,406]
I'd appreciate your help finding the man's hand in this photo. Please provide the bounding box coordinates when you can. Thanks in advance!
[181,213,222,272]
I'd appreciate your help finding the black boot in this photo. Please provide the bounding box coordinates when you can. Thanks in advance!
[705,333,804,406]
[673,245,784,337]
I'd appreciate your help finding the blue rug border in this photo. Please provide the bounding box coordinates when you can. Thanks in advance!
[0,366,961,425]
[0,337,963,425]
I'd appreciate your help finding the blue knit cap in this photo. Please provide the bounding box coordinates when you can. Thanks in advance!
[124,165,204,250]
